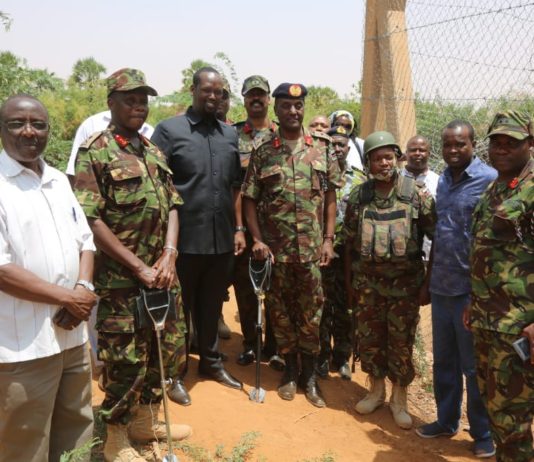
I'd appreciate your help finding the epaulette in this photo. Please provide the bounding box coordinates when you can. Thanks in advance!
[253,132,275,150]
[78,131,105,150]
[311,131,332,144]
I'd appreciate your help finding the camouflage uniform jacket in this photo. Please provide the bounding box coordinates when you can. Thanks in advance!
[234,120,278,176]
[343,171,436,278]
[335,167,367,246]
[73,129,183,289]
[242,129,343,263]
[470,157,534,335]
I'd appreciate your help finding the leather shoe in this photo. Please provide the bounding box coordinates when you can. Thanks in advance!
[237,350,255,366]
[199,368,242,390]
[168,379,191,406]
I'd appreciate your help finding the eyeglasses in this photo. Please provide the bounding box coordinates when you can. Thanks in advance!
[1,120,50,133]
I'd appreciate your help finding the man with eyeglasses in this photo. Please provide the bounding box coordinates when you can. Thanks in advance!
[0,94,97,461]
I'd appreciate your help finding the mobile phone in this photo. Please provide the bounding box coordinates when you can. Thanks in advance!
[512,336,530,362]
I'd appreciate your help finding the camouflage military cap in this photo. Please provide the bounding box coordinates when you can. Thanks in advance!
[327,126,350,138]
[272,83,307,99]
[106,68,158,97]
[486,110,532,140]
[241,75,270,96]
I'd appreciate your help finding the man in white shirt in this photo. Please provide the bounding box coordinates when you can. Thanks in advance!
[66,110,154,176]
[401,135,440,260]
[0,94,97,462]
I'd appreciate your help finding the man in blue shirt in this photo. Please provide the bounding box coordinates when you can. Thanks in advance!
[416,120,497,459]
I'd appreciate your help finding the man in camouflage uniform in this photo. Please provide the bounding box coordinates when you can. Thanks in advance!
[73,68,190,462]
[343,131,436,429]
[243,83,342,407]
[317,125,366,380]
[232,75,280,368]
[468,111,534,462]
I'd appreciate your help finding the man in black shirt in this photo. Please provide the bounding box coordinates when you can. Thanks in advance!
[152,67,245,405]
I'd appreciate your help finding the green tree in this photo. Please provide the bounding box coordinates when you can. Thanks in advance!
[69,57,106,89]
[0,51,63,101]
[180,58,214,92]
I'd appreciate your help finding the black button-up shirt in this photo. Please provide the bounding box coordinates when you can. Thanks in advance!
[152,107,240,254]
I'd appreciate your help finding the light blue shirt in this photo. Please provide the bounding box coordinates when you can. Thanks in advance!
[430,157,497,296]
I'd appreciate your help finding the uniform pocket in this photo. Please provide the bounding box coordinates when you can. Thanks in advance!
[97,315,137,364]
[108,161,147,207]
[374,223,390,258]
[259,165,283,195]
[390,220,407,257]
[98,315,135,333]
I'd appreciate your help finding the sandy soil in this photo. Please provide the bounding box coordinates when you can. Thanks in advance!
[91,294,494,462]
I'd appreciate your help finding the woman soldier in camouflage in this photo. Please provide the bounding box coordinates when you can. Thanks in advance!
[343,131,436,429]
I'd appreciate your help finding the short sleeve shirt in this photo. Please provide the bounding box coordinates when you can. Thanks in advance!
[73,130,182,289]
[242,129,343,263]
[470,158,534,334]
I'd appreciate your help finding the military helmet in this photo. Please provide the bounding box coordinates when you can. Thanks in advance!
[363,131,402,159]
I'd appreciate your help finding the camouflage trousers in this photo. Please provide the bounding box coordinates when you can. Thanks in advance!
[266,261,324,355]
[319,246,354,365]
[472,328,534,462]
[96,287,187,424]
[232,249,277,355]
[355,283,420,386]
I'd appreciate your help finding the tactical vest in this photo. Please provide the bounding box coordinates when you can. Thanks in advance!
[356,175,421,263]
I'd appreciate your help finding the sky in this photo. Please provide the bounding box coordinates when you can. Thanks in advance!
[0,0,366,97]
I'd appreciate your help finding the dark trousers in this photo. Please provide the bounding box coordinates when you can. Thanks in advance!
[177,252,234,374]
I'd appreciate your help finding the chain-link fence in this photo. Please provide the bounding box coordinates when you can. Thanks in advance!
[360,0,534,387]
[361,0,534,172]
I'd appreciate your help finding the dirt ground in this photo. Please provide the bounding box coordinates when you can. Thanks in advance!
[91,293,494,462]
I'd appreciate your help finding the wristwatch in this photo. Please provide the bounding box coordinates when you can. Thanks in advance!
[235,226,247,233]
[76,280,95,292]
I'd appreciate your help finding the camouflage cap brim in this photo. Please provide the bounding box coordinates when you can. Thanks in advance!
[486,126,529,140]
[109,84,158,97]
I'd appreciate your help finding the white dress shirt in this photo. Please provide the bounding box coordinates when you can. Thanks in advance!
[346,137,365,171]
[66,110,154,175]
[0,151,95,363]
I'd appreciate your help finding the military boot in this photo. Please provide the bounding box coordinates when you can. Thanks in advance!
[277,353,298,400]
[128,404,192,442]
[299,353,326,408]
[354,375,385,414]
[390,384,412,429]
[104,423,146,462]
